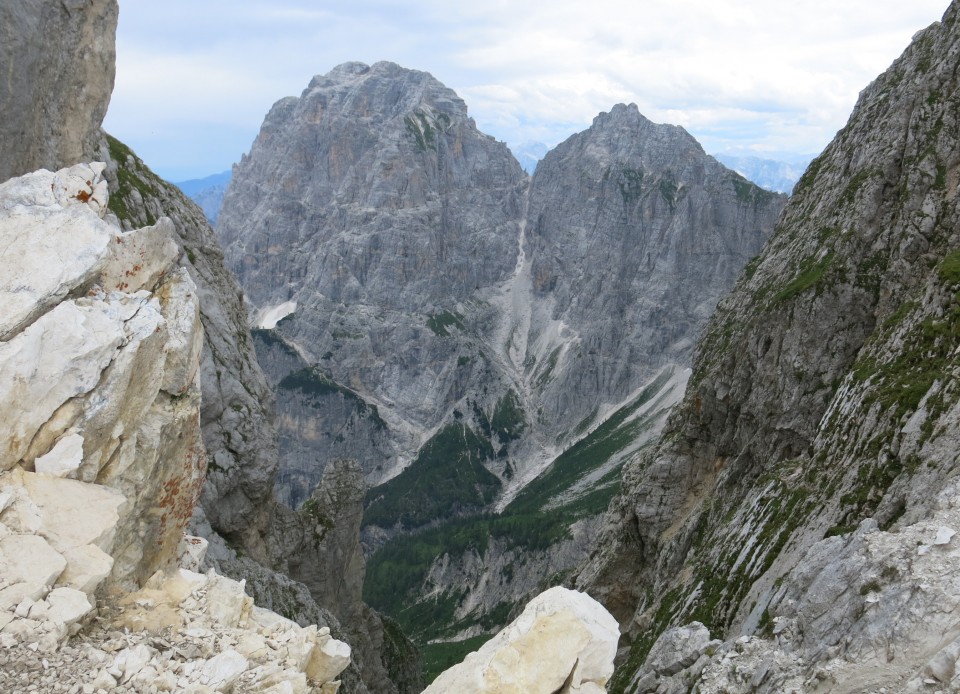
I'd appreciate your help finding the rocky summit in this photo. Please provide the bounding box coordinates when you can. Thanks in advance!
[218,62,783,511]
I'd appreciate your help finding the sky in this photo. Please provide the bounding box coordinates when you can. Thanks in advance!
[103,1,950,182]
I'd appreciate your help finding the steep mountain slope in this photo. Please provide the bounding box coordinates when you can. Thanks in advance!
[517,104,784,445]
[577,4,960,691]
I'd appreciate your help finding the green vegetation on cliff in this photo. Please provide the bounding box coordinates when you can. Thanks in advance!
[363,423,500,530]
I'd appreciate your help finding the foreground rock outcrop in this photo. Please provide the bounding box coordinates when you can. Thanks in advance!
[423,587,619,694]
[0,163,353,692]
[578,2,960,691]
[100,136,415,694]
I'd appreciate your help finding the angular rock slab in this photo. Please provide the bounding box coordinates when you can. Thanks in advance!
[0,163,114,341]
[0,294,142,471]
[424,586,619,693]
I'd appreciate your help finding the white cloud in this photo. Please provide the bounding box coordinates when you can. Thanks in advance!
[104,0,949,179]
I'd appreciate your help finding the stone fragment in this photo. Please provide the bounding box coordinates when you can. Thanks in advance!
[934,526,956,546]
[11,470,125,553]
[0,534,66,592]
[178,535,209,573]
[57,544,114,596]
[925,638,960,683]
[0,299,131,470]
[423,586,618,693]
[0,165,114,342]
[111,644,155,683]
[45,587,93,632]
[33,432,85,478]
[306,635,351,683]
[98,217,179,294]
[157,269,204,396]
[201,649,249,691]
[644,622,720,677]
[202,573,252,628]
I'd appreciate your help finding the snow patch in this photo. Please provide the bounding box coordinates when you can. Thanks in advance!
[255,301,296,329]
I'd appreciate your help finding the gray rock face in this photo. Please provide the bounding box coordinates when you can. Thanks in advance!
[578,4,960,690]
[217,61,531,505]
[217,62,785,520]
[219,61,526,314]
[0,0,117,181]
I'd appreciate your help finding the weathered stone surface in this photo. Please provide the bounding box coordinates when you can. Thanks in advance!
[0,0,118,181]
[0,535,65,591]
[98,216,179,294]
[424,587,618,693]
[98,135,279,563]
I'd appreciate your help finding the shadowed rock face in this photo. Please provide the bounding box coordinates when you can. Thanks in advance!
[577,4,960,691]
[0,0,118,182]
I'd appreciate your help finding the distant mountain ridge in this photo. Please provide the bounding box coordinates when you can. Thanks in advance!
[714,153,812,193]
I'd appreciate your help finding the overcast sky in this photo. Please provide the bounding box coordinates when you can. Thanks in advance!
[103,1,949,181]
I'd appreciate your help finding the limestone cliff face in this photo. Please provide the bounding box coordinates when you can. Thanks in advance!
[0,0,117,181]
[578,4,960,691]
[0,162,204,595]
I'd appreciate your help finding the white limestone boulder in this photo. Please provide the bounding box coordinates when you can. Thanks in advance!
[423,586,619,694]
[44,586,93,633]
[0,298,132,470]
[306,634,351,684]
[33,431,84,478]
[0,534,66,609]
[201,649,248,691]
[0,163,114,341]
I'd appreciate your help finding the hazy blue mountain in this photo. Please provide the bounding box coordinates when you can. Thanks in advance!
[174,169,232,224]
[510,141,548,174]
[714,153,813,194]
